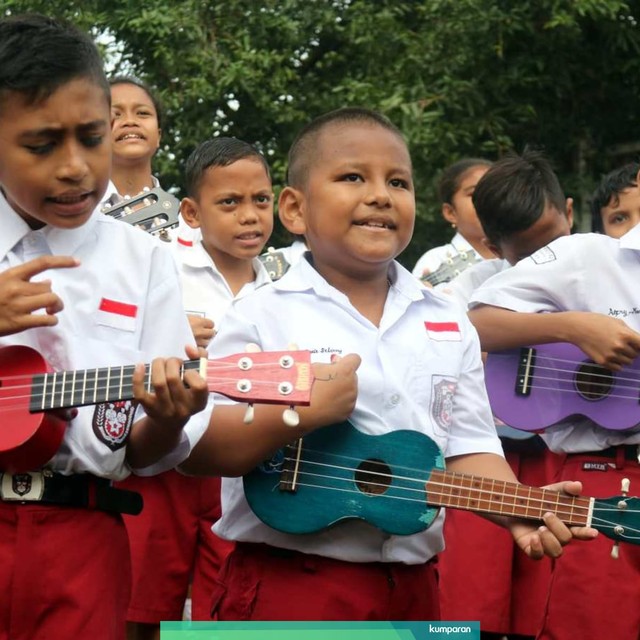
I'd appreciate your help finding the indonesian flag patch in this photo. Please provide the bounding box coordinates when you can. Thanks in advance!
[424,321,461,341]
[99,298,138,318]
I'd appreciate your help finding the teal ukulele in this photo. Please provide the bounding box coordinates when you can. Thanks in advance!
[244,421,640,546]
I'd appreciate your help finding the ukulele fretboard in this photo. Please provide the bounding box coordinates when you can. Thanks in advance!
[29,360,200,411]
[426,469,592,527]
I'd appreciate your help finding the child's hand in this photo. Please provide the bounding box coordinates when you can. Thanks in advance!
[0,255,79,336]
[570,312,640,370]
[132,344,209,431]
[303,353,360,431]
[187,314,216,348]
[510,480,598,559]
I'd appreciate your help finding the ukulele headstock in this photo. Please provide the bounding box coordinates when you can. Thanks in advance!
[592,495,640,545]
[203,350,313,408]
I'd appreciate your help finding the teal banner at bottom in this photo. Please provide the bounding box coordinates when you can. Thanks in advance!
[161,621,480,640]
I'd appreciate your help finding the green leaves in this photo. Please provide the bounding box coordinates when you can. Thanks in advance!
[7,0,640,262]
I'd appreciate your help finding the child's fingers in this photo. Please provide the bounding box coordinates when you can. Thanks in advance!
[14,255,79,280]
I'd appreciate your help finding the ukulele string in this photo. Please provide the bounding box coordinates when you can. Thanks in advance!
[276,451,592,520]
[524,365,640,388]
[500,378,640,402]
[492,353,640,387]
[0,361,300,410]
[263,471,640,539]
[267,455,640,536]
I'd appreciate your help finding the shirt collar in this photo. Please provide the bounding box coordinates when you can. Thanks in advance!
[0,189,97,260]
[274,252,428,303]
[619,223,640,250]
[450,232,478,255]
[183,238,273,286]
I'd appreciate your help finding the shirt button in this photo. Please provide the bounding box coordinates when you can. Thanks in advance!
[390,394,400,405]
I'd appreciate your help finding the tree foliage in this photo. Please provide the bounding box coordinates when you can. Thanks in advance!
[3,0,640,266]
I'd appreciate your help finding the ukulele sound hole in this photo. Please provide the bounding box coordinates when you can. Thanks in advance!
[574,361,614,401]
[355,459,392,495]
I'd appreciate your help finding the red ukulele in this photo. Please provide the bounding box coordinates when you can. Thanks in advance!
[0,345,313,471]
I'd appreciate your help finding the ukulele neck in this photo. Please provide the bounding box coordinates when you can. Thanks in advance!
[425,469,592,526]
[29,360,201,411]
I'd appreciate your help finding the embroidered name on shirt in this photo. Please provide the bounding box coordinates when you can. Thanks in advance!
[310,347,343,355]
[99,298,138,318]
[424,321,461,341]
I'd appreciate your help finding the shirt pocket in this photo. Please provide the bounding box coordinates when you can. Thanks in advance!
[406,342,462,438]
[94,298,139,332]
[92,296,140,343]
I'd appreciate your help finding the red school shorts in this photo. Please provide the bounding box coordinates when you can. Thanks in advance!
[211,541,440,621]
[537,449,640,640]
[116,469,234,623]
[0,502,130,640]
[438,446,563,636]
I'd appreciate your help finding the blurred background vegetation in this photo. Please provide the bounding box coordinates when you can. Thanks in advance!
[4,0,640,267]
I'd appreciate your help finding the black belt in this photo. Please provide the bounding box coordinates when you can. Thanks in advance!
[0,471,143,515]
[573,445,640,462]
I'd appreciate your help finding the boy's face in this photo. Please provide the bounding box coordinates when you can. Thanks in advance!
[181,158,274,264]
[283,122,414,280]
[111,82,161,165]
[600,186,640,238]
[0,78,111,230]
[493,201,573,265]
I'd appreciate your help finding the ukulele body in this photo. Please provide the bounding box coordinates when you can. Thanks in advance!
[485,343,640,432]
[0,345,66,471]
[244,420,445,536]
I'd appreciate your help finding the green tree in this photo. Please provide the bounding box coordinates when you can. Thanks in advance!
[3,0,639,266]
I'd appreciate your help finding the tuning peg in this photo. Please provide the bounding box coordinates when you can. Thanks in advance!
[621,478,631,496]
[243,403,254,425]
[611,478,631,560]
[282,407,300,427]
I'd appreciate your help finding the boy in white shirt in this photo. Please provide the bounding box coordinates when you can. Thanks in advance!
[469,163,640,639]
[0,14,209,640]
[123,138,275,636]
[181,108,596,621]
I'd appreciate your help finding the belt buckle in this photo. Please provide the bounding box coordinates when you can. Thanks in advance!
[0,471,45,501]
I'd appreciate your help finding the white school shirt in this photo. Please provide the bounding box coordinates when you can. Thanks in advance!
[412,232,481,279]
[0,193,210,479]
[469,229,640,453]
[209,255,503,564]
[438,258,508,308]
[174,237,272,328]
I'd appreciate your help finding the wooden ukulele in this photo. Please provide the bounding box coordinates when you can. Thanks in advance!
[0,345,313,471]
[244,420,640,547]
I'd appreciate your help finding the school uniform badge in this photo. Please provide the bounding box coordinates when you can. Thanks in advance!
[12,473,32,496]
[92,400,136,450]
[431,376,457,435]
[530,246,556,264]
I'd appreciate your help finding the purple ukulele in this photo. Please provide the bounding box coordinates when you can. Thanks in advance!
[484,343,640,432]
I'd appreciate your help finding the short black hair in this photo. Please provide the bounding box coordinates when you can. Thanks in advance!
[0,14,109,111]
[286,107,408,188]
[109,75,165,131]
[185,137,271,198]
[437,158,493,204]
[589,162,639,233]
[472,149,567,245]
